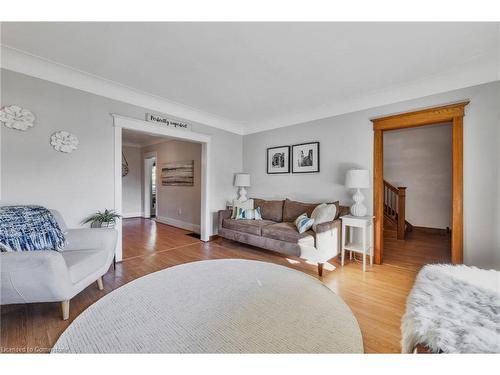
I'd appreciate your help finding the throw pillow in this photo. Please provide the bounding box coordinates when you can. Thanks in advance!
[294,213,315,234]
[231,199,254,219]
[311,203,337,232]
[235,207,263,220]
[252,207,263,220]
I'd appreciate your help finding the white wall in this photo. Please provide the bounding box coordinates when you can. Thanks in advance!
[243,81,500,269]
[383,123,452,229]
[143,140,202,231]
[121,145,143,217]
[0,69,243,233]
[2,68,498,268]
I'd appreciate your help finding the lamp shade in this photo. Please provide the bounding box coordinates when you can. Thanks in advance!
[345,169,370,189]
[234,173,251,187]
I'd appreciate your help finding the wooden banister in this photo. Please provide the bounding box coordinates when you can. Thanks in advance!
[384,180,399,193]
[383,180,407,240]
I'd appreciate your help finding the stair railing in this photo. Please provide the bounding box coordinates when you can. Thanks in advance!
[383,180,407,240]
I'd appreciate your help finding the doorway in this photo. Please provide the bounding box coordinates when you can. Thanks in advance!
[143,152,157,219]
[113,114,211,262]
[372,101,468,265]
[382,123,452,270]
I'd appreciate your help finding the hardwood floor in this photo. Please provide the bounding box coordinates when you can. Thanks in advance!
[122,218,199,260]
[0,219,451,354]
[384,227,451,272]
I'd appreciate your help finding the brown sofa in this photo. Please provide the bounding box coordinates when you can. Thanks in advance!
[218,198,349,276]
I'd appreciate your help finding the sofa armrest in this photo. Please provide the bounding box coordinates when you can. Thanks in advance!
[315,219,341,234]
[0,251,73,303]
[218,209,232,231]
[314,219,342,263]
[63,228,117,252]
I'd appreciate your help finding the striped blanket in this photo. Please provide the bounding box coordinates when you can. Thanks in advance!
[0,205,65,252]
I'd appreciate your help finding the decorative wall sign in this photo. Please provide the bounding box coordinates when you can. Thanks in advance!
[50,131,79,153]
[267,145,290,174]
[291,142,320,173]
[161,160,194,186]
[146,113,191,131]
[0,105,36,131]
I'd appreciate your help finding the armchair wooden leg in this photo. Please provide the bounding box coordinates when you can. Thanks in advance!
[96,276,104,291]
[318,263,324,277]
[61,300,70,320]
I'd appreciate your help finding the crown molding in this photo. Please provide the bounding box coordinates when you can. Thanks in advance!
[1,45,245,135]
[2,44,498,137]
[243,57,499,135]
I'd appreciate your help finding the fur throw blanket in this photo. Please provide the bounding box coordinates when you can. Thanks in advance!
[0,205,65,252]
[401,264,500,353]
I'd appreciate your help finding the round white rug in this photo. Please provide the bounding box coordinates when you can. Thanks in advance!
[53,259,363,353]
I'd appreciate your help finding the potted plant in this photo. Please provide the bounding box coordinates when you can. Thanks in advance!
[82,209,121,228]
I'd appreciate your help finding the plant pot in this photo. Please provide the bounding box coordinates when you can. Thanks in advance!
[91,222,115,229]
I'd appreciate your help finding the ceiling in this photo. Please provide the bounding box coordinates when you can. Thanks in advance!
[122,128,173,147]
[1,22,498,134]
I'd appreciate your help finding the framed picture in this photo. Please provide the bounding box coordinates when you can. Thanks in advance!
[291,142,320,173]
[267,145,290,174]
[160,160,194,186]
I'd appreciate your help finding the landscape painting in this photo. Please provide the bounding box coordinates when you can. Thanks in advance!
[161,160,194,186]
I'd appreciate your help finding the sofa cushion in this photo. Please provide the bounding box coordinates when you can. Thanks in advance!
[262,222,315,244]
[253,199,284,222]
[222,218,275,236]
[337,204,349,219]
[62,249,107,284]
[283,199,320,222]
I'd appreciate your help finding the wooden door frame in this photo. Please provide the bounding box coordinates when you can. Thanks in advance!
[371,101,469,265]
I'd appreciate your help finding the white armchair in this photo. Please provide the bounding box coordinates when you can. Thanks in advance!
[0,210,117,320]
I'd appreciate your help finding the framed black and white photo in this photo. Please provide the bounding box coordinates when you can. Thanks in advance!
[267,145,290,174]
[291,142,320,173]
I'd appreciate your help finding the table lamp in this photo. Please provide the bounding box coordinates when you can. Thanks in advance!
[234,173,251,201]
[345,169,370,216]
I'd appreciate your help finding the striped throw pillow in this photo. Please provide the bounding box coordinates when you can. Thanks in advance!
[235,207,263,220]
[294,213,315,234]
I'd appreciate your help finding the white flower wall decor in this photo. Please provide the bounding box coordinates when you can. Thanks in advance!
[0,105,36,131]
[50,131,79,153]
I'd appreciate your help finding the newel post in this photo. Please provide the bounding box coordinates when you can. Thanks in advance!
[397,187,406,240]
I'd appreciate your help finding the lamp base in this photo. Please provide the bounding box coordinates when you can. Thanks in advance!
[350,188,367,217]
[237,187,248,201]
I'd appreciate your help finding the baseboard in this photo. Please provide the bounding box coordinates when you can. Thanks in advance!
[413,226,449,235]
[156,216,200,234]
[122,212,144,219]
